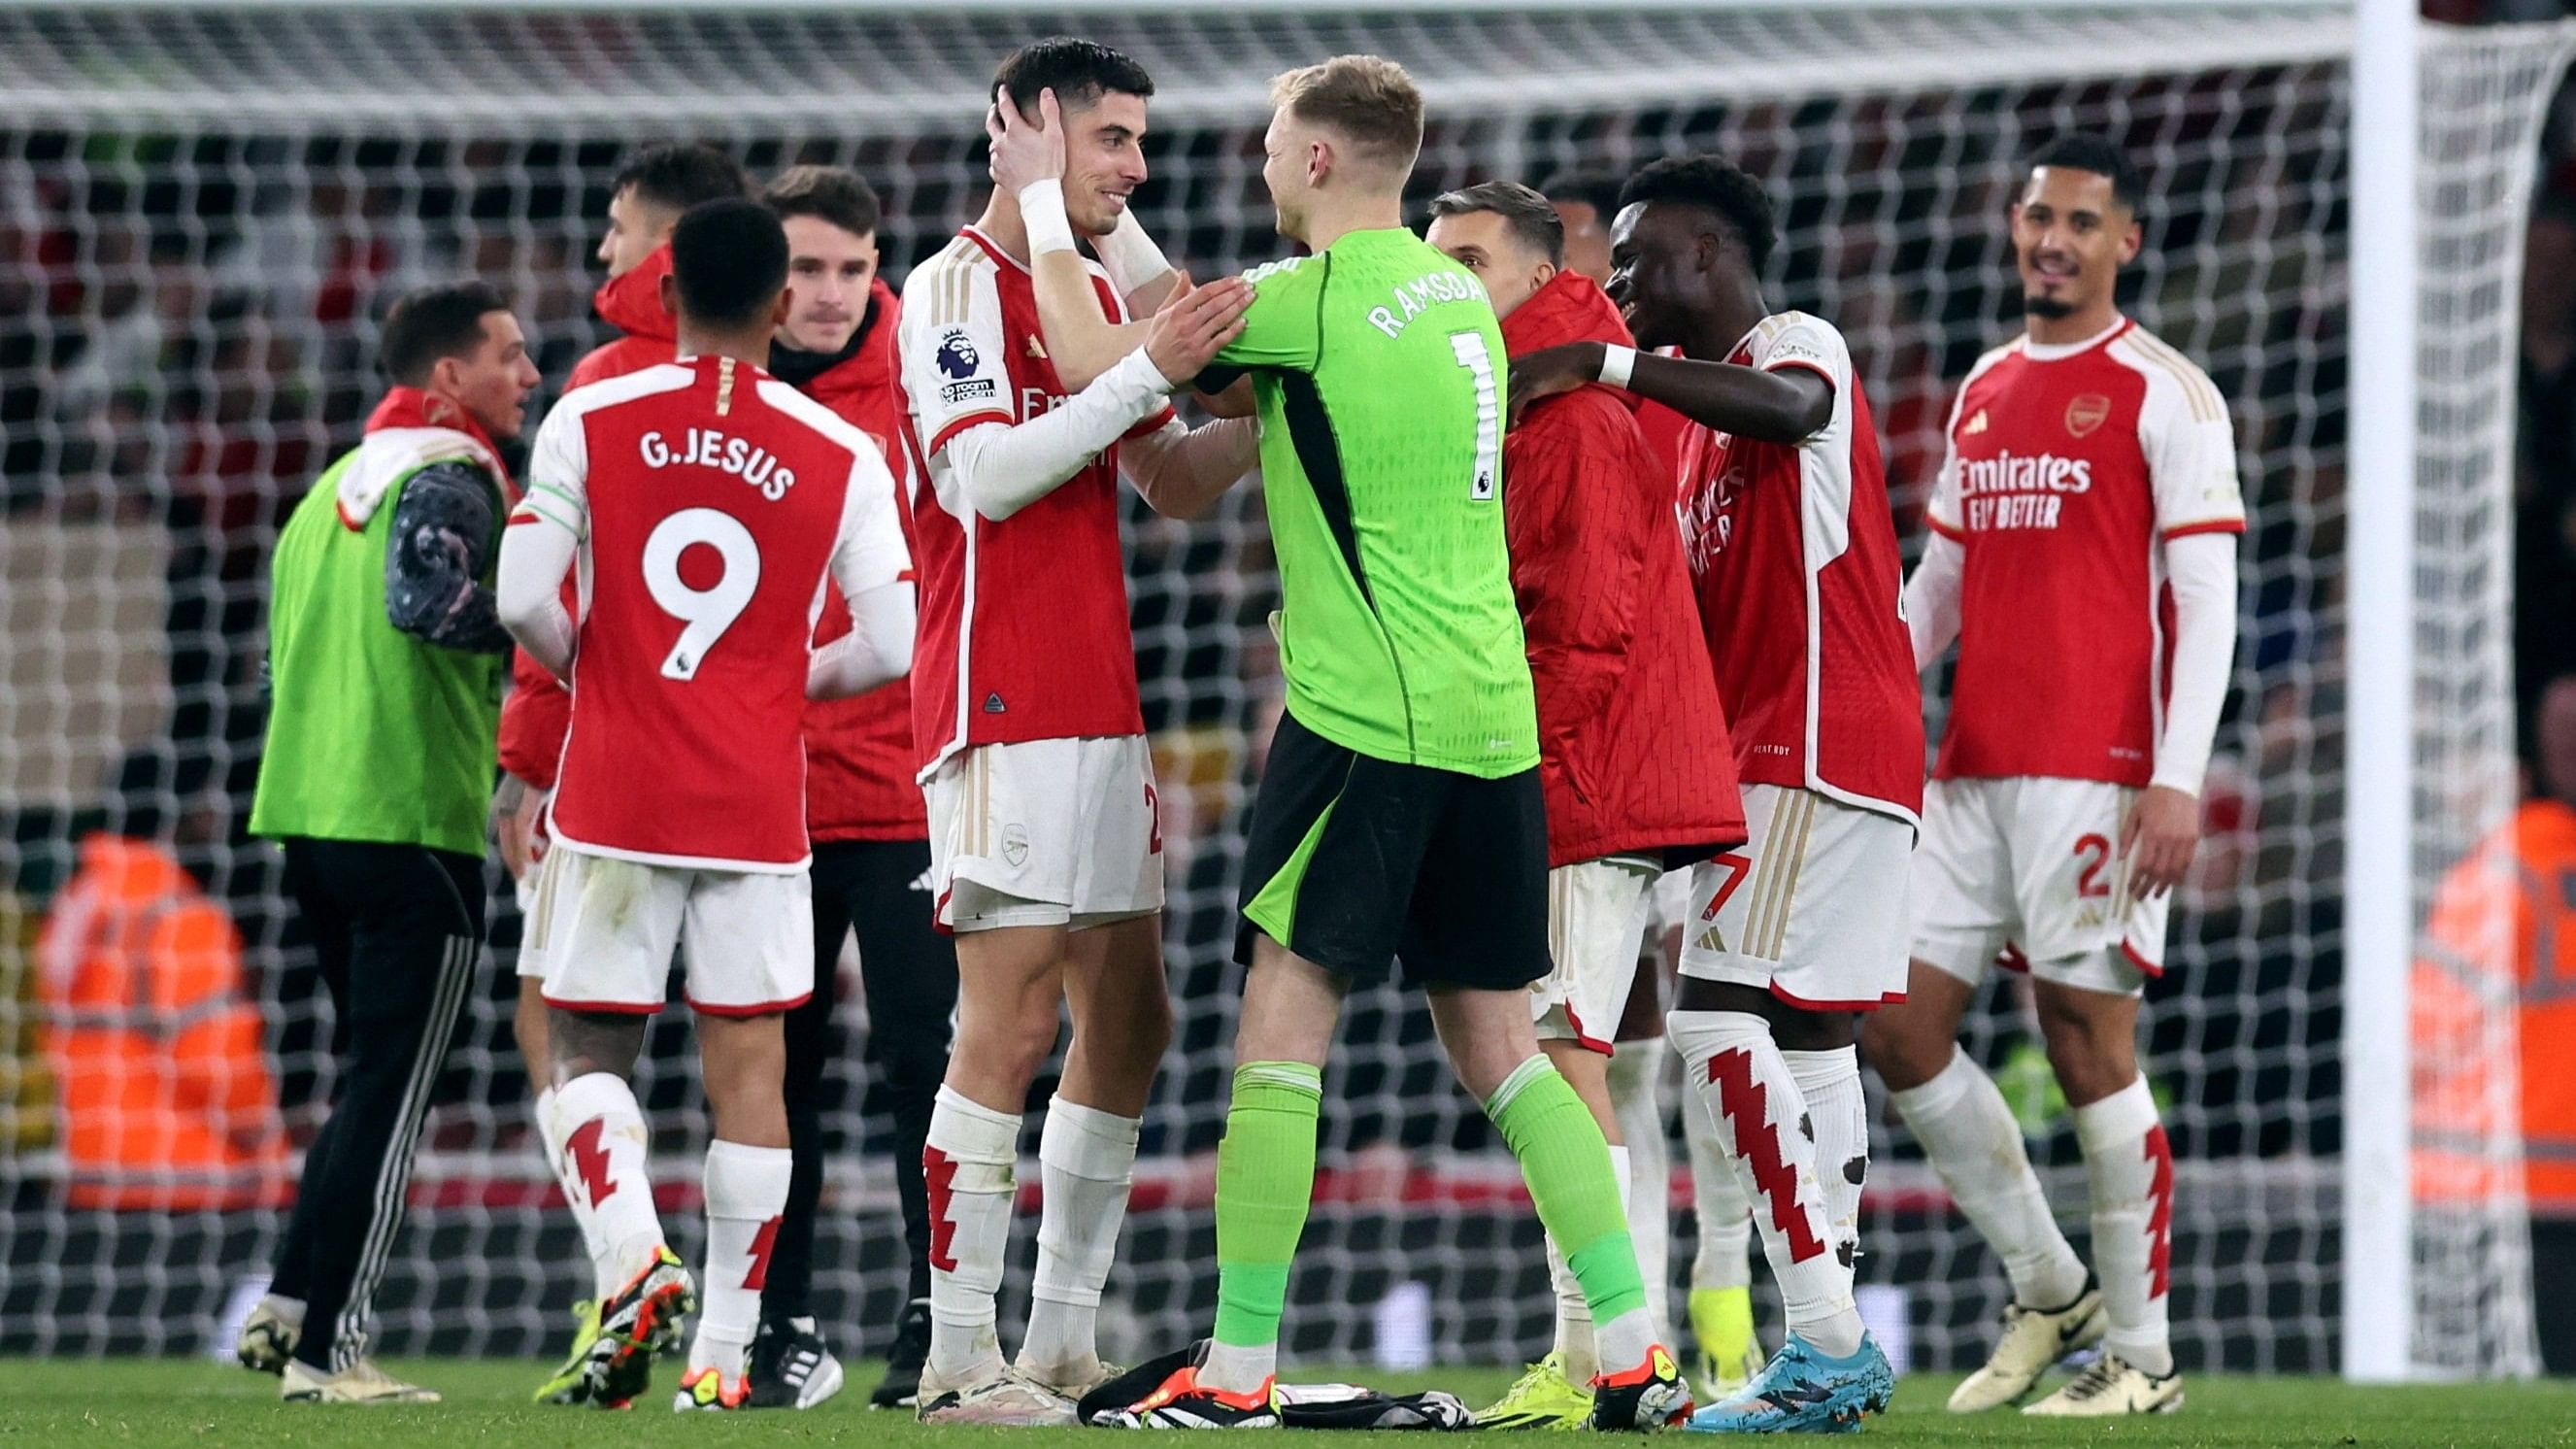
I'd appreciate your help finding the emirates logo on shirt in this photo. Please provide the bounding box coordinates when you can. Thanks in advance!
[2064,392,2112,438]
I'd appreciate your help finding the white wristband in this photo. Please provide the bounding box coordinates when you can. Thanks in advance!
[1094,210,1174,296]
[1598,344,1637,390]
[1018,178,1077,256]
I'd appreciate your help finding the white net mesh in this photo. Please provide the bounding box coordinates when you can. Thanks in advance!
[0,0,2552,1380]
[2404,17,2576,1383]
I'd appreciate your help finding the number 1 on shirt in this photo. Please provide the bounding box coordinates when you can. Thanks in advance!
[643,507,762,680]
[1450,330,1500,501]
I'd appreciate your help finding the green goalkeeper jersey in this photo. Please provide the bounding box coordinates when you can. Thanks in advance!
[1210,227,1536,778]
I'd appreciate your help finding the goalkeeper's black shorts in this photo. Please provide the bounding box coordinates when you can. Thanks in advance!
[1234,711,1550,993]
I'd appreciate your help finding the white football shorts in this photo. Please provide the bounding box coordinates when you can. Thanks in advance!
[1532,855,1663,1053]
[522,843,813,1015]
[924,734,1164,932]
[1912,775,2169,996]
[1677,785,1913,1010]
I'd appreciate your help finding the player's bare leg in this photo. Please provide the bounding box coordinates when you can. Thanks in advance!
[516,972,634,1399]
[540,1009,695,1409]
[1019,913,1171,1395]
[1864,962,2104,1411]
[522,974,627,1405]
[919,921,1083,1425]
[2019,972,2181,1416]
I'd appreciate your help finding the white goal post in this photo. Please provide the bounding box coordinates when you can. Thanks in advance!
[0,0,2568,1383]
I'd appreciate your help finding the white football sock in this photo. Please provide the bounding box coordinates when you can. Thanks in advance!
[1668,1011,1862,1359]
[2073,1075,2175,1377]
[1021,1097,1141,1376]
[538,1084,619,1299]
[692,1139,791,1379]
[1782,1048,1869,1276]
[1888,1048,2089,1310]
[544,1072,662,1292]
[534,1086,559,1170]
[1547,1143,1629,1382]
[1685,1075,1755,1292]
[1201,1339,1276,1396]
[924,1086,1020,1384]
[1607,1037,1673,1338]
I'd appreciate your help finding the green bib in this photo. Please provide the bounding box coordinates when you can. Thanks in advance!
[250,432,505,857]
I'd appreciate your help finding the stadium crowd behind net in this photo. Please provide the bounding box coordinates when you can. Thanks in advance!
[0,0,2571,1383]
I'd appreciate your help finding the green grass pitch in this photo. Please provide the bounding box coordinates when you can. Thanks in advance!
[7,1358,2575,1447]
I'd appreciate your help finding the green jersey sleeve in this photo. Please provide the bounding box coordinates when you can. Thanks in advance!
[1212,254,1329,370]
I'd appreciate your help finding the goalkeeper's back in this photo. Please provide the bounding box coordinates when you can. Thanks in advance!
[1202,226,1534,780]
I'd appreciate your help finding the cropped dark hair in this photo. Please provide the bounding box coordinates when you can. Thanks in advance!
[1619,154,1780,272]
[381,279,510,386]
[992,36,1154,118]
[763,164,884,241]
[1429,181,1567,268]
[2025,133,2145,215]
[611,143,753,216]
[671,199,789,330]
[1537,170,1626,224]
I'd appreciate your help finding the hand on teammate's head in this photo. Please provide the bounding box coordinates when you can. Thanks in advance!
[987,85,1069,194]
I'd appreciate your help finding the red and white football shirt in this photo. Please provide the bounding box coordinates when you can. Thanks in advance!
[896,226,1174,775]
[521,355,913,870]
[1925,317,2244,787]
[1675,312,1924,823]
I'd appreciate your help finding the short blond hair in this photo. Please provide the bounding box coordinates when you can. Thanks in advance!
[1270,54,1423,170]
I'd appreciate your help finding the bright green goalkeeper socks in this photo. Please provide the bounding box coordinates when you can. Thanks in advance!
[1488,1056,1650,1332]
[1211,1061,1324,1370]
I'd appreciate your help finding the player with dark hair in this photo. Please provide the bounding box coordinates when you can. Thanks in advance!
[893,36,1255,1427]
[734,162,959,1412]
[995,57,1685,1432]
[498,197,917,1415]
[511,139,756,1408]
[240,279,538,1403]
[1427,179,1746,1430]
[1863,133,2237,1419]
[1515,152,1916,1432]
[1538,169,1756,1383]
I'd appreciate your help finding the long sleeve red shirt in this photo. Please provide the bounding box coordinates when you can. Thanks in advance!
[1500,271,1746,868]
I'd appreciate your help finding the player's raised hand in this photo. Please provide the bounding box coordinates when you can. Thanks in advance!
[1506,340,1602,426]
[2119,784,2200,899]
[987,84,1068,192]
[1143,278,1252,386]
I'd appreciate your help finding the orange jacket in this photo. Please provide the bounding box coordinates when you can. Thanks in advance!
[36,834,285,1210]
[2411,799,2576,1216]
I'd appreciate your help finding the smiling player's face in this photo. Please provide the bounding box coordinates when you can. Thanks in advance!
[1259,111,1306,243]
[1605,202,1706,352]
[2011,165,2140,322]
[1060,90,1150,238]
